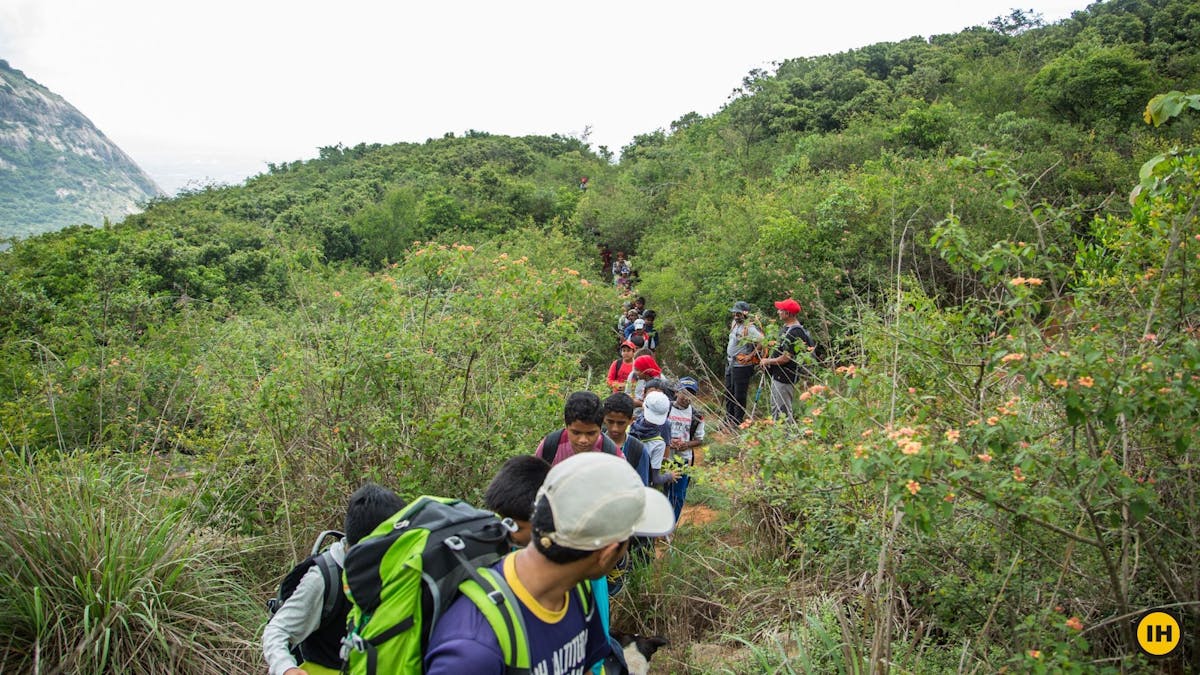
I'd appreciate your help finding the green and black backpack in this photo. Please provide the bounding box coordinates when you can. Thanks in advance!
[340,496,596,675]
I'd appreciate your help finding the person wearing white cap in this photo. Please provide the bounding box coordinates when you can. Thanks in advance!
[628,390,676,490]
[424,453,675,675]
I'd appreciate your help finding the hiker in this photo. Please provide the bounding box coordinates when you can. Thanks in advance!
[603,392,649,486]
[626,354,662,408]
[612,252,630,287]
[640,309,660,351]
[665,377,705,522]
[534,391,623,465]
[484,455,552,548]
[629,390,676,490]
[724,300,763,428]
[624,317,649,343]
[262,483,405,675]
[616,306,638,337]
[606,340,637,392]
[760,298,816,423]
[424,453,676,674]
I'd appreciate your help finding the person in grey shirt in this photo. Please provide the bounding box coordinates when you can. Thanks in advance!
[262,484,404,675]
[723,301,763,428]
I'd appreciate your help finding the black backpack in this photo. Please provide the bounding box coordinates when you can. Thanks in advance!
[266,530,349,668]
[539,429,618,463]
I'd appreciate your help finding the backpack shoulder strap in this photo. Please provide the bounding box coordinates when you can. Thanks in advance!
[540,430,563,463]
[460,567,532,675]
[601,435,618,455]
[313,551,342,622]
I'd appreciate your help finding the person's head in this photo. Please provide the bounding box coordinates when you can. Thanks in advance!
[344,483,407,546]
[632,318,646,333]
[644,377,675,402]
[603,392,637,439]
[484,455,552,547]
[675,376,699,407]
[730,300,751,324]
[632,355,661,380]
[530,453,674,575]
[641,391,671,426]
[642,309,656,326]
[774,298,802,319]
[634,297,646,310]
[626,308,639,320]
[630,334,646,350]
[619,340,637,362]
[562,391,605,455]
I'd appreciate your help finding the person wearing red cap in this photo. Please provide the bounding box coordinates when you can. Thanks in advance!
[760,298,816,422]
[606,340,638,392]
[626,354,662,408]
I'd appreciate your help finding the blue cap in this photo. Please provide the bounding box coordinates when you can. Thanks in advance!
[676,376,699,393]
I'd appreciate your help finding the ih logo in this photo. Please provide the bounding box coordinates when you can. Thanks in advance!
[1136,611,1181,657]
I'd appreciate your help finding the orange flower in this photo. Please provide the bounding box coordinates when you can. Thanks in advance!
[944,493,956,503]
[1065,616,1083,631]
[1000,353,1025,363]
[1013,466,1026,482]
[987,416,1000,426]
[1010,276,1027,286]
[945,429,960,442]
[1028,650,1042,659]
[901,441,923,455]
[906,480,921,495]
[1052,377,1068,388]
[977,453,993,463]
[1077,376,1095,388]
[1026,277,1043,286]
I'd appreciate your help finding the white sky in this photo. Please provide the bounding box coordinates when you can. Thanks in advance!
[2,0,1094,194]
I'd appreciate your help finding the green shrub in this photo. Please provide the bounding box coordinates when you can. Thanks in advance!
[0,454,259,673]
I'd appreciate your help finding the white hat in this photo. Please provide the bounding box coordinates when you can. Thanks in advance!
[633,318,645,329]
[536,453,675,550]
[642,391,670,425]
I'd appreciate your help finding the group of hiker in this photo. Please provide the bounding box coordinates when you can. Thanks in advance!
[262,256,820,674]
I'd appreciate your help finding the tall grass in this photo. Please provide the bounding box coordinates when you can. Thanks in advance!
[0,454,259,674]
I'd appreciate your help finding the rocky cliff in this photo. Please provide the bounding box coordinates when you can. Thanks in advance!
[0,60,162,239]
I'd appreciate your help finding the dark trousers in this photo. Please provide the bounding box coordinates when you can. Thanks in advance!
[724,365,754,427]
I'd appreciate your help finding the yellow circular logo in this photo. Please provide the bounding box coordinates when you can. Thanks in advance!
[1136,611,1181,657]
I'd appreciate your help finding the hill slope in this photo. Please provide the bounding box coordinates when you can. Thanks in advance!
[0,59,162,239]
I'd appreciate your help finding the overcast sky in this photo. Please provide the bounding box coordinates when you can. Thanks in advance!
[2,0,1094,194]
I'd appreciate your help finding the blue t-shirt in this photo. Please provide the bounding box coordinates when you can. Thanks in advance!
[424,554,610,675]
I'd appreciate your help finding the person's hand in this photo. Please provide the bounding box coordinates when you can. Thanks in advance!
[664,470,677,484]
[284,668,309,675]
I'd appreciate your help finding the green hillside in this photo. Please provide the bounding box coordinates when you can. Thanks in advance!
[1,1,1198,672]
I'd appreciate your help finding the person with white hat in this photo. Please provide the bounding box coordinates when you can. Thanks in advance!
[424,453,675,674]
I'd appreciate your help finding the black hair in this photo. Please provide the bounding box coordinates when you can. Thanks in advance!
[603,392,636,418]
[563,390,605,426]
[642,309,656,320]
[644,378,675,400]
[630,334,646,349]
[530,495,594,564]
[484,455,551,521]
[344,483,406,546]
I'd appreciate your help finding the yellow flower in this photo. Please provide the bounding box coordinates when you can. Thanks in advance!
[1077,376,1095,388]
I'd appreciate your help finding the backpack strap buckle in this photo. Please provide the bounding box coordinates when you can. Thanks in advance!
[444,535,465,551]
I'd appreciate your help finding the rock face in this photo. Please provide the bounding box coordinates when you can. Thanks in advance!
[0,60,163,239]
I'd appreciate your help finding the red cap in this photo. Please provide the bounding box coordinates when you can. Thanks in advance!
[774,298,802,314]
[632,355,661,378]
[620,340,637,350]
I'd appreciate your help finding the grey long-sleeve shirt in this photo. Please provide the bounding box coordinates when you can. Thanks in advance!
[262,540,346,675]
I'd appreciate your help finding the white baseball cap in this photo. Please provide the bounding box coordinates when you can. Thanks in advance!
[642,391,670,425]
[535,453,675,550]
